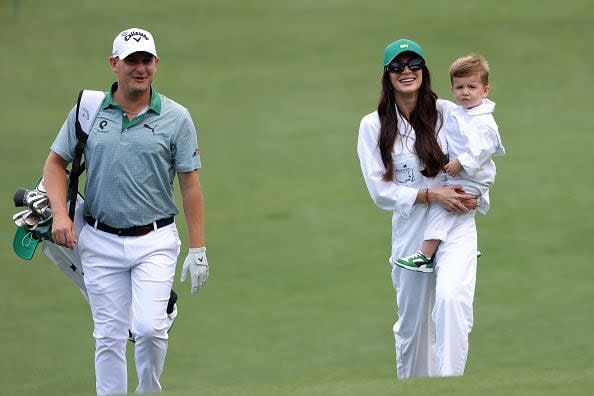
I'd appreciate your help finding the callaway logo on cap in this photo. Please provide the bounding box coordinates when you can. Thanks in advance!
[112,28,158,60]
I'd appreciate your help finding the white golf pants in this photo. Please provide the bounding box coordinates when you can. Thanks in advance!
[391,212,477,378]
[78,223,180,396]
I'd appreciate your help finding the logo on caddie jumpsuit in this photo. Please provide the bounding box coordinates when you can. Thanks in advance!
[395,163,415,183]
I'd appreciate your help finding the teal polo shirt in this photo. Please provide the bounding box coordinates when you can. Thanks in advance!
[51,83,201,228]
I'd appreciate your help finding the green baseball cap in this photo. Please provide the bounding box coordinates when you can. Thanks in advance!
[383,38,424,66]
[13,226,41,260]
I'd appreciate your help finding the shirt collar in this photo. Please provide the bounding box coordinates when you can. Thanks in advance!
[102,82,161,114]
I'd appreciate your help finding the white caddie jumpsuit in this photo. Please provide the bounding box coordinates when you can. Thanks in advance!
[357,99,478,378]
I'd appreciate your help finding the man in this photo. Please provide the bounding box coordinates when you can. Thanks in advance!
[43,27,208,395]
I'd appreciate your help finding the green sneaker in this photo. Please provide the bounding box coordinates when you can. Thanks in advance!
[395,250,434,273]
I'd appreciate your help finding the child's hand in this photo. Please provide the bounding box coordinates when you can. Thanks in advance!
[444,159,463,176]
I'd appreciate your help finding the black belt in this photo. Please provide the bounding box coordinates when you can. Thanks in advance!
[85,215,174,237]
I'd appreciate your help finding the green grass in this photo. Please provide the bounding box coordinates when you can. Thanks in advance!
[1,1,593,395]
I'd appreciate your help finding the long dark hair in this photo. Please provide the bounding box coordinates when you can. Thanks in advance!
[377,67,445,181]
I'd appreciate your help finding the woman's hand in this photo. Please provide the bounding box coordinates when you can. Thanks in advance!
[428,185,475,213]
[461,197,479,211]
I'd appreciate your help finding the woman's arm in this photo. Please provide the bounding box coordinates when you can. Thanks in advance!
[419,185,478,213]
[357,114,419,216]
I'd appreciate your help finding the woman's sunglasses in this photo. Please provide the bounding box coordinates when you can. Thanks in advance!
[385,58,425,73]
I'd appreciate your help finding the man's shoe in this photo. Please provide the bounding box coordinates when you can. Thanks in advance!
[395,251,434,273]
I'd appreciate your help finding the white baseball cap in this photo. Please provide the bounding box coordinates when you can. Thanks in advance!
[112,28,158,60]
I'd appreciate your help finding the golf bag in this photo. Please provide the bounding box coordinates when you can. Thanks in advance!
[12,90,105,301]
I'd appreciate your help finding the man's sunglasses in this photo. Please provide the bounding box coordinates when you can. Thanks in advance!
[385,58,425,73]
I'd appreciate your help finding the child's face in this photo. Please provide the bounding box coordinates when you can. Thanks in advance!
[451,74,489,109]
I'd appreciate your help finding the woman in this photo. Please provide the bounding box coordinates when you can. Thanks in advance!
[357,38,479,378]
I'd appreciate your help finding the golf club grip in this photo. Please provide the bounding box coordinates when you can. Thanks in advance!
[13,188,27,207]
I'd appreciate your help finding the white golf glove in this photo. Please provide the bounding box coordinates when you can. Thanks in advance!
[180,247,209,294]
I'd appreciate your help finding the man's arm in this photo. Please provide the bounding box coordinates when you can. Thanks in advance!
[178,170,208,294]
[178,170,205,248]
[43,151,76,249]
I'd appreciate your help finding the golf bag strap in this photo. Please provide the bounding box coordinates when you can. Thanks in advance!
[67,89,105,219]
